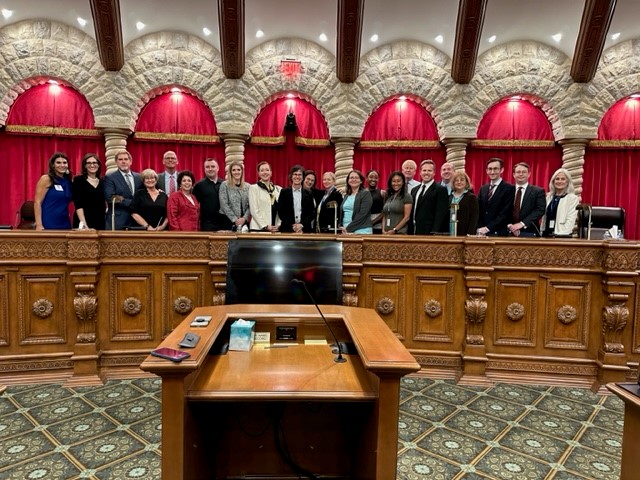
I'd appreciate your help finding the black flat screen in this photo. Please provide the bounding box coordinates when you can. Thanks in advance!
[225,239,343,305]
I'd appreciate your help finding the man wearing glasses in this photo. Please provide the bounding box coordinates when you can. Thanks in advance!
[476,157,515,236]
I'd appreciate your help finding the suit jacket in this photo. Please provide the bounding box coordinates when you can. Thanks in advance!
[453,192,479,236]
[103,170,142,230]
[316,187,344,232]
[477,180,515,236]
[156,171,177,194]
[411,182,449,235]
[541,193,579,236]
[514,185,546,235]
[277,187,315,232]
[167,191,200,231]
[339,189,373,232]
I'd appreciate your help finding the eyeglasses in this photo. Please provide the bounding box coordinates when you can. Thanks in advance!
[86,162,99,166]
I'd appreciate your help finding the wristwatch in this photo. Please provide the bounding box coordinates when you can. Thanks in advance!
[392,228,397,233]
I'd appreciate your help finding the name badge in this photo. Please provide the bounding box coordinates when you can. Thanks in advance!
[549,220,555,228]
[54,185,63,191]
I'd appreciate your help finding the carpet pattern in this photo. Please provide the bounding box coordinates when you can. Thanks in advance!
[0,376,623,479]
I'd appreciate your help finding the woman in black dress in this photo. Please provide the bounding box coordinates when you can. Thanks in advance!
[72,153,106,229]
[130,169,169,230]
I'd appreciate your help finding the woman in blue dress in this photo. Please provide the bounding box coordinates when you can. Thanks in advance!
[34,152,73,230]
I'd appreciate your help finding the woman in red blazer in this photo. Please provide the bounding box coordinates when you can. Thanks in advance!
[167,170,200,231]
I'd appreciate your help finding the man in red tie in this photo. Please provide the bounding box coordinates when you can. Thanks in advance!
[157,151,179,195]
[507,162,546,237]
[476,157,515,236]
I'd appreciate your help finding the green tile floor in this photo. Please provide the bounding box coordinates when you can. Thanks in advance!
[0,376,623,479]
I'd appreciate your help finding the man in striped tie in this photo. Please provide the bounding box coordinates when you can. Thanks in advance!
[157,151,179,195]
[476,157,515,236]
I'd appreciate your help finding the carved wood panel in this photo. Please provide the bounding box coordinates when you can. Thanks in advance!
[109,273,153,342]
[494,278,537,347]
[0,273,7,346]
[18,273,67,345]
[162,272,206,337]
[544,279,591,350]
[413,274,455,343]
[365,273,406,340]
[633,280,640,355]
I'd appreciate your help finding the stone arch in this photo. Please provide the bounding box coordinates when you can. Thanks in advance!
[586,39,640,128]
[472,41,573,140]
[351,41,454,139]
[232,38,339,136]
[0,20,105,125]
[111,31,224,130]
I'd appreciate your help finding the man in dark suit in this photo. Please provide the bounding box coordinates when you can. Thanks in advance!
[156,150,179,194]
[476,157,515,236]
[103,150,142,230]
[411,159,449,235]
[277,165,315,233]
[507,162,546,237]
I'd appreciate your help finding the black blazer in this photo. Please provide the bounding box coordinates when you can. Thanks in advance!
[339,189,373,232]
[477,180,515,236]
[453,192,479,236]
[316,187,343,232]
[103,170,142,230]
[515,185,546,235]
[410,182,449,234]
[277,187,315,232]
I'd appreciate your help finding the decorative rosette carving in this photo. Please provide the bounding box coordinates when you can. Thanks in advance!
[506,303,525,322]
[423,299,442,318]
[173,296,193,314]
[123,297,142,316]
[557,305,577,325]
[376,297,395,315]
[32,298,53,318]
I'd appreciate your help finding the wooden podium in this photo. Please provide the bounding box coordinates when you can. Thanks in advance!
[606,383,640,480]
[140,304,420,480]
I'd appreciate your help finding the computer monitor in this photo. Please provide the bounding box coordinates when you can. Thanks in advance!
[225,239,343,305]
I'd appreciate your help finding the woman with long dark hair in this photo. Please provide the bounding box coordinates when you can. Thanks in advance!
[34,152,73,230]
[72,153,106,229]
[381,171,412,234]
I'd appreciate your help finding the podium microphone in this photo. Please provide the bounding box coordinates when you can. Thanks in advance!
[291,279,346,363]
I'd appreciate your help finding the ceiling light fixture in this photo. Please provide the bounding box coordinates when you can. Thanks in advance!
[611,32,621,41]
[488,35,496,43]
[370,34,379,42]
[256,30,264,38]
[551,33,562,43]
[203,27,211,36]
[319,33,327,42]
[435,35,444,44]
[1,9,13,19]
[77,17,87,27]
[136,21,146,31]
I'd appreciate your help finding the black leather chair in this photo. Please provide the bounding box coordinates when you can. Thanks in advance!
[15,201,36,229]
[578,206,625,239]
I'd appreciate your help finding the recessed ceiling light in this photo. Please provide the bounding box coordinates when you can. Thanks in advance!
[319,33,327,42]
[611,32,621,40]
[1,9,13,19]
[77,17,87,27]
[435,35,444,44]
[398,95,407,101]
[48,80,59,85]
[286,93,295,99]
[370,34,379,42]
[136,21,146,31]
[488,35,496,43]
[256,30,264,38]
[203,27,211,36]
[551,33,562,43]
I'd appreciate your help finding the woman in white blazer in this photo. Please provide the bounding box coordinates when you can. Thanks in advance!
[248,161,281,231]
[541,168,579,236]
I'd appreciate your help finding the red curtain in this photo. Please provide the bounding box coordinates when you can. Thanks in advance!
[250,97,329,147]
[244,130,334,186]
[597,97,640,141]
[353,147,446,187]
[1,84,102,226]
[582,148,639,240]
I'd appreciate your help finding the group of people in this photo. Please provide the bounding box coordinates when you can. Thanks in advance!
[33,150,578,238]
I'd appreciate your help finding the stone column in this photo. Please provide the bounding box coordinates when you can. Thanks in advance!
[332,137,358,191]
[101,127,131,173]
[559,138,591,199]
[442,136,472,172]
[220,133,249,172]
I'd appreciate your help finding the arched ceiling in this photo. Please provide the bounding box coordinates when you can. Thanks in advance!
[0,0,637,83]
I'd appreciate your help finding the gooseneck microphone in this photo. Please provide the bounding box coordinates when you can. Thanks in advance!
[291,279,346,363]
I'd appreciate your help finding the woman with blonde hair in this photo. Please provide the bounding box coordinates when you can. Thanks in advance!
[541,168,579,237]
[131,169,169,231]
[219,161,251,231]
[449,171,478,236]
[248,161,281,232]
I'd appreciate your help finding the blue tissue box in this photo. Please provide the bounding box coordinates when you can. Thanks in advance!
[229,319,255,351]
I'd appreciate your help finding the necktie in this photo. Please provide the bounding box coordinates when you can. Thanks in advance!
[126,173,134,195]
[488,183,495,200]
[169,174,176,194]
[416,183,426,203]
[513,187,523,222]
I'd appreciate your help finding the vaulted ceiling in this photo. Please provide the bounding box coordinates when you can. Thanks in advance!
[3,0,637,84]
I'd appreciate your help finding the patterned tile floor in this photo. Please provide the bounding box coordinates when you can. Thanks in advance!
[0,376,623,479]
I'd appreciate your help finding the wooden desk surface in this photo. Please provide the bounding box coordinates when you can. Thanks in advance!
[188,345,378,400]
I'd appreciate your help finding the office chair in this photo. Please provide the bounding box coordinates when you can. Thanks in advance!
[578,206,625,240]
